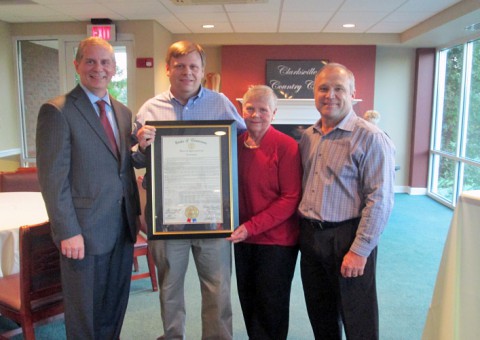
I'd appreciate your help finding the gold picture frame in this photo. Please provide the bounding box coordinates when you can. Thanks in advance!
[145,120,239,239]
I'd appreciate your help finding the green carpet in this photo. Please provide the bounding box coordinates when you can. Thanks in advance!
[0,194,453,339]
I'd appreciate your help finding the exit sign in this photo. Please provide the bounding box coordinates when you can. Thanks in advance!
[87,24,116,41]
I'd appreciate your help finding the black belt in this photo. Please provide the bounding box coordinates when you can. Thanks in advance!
[301,217,360,230]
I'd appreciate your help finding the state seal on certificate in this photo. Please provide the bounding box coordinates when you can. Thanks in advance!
[185,205,199,222]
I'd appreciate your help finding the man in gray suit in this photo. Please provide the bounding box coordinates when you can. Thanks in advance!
[36,37,140,339]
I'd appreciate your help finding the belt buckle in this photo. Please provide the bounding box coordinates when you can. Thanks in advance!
[316,220,324,230]
[308,219,323,230]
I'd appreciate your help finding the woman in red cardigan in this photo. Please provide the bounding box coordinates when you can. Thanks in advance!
[228,85,302,340]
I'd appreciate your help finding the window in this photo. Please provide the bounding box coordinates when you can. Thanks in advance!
[429,38,480,206]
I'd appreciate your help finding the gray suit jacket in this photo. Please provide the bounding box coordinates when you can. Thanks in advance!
[36,85,140,255]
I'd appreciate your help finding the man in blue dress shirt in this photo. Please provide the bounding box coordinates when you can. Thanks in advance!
[132,40,245,340]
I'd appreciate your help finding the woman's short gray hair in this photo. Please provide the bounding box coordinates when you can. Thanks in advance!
[242,85,277,111]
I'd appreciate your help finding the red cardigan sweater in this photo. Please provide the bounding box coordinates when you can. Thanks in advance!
[238,126,302,246]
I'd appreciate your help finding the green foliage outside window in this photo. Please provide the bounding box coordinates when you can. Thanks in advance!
[465,40,480,162]
[433,39,480,204]
[440,45,463,155]
[108,66,127,105]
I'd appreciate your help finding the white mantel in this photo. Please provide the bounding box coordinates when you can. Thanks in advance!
[236,98,362,125]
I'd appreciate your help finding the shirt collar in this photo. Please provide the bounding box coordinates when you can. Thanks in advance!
[168,85,204,105]
[313,110,357,135]
[79,83,112,107]
[337,110,357,132]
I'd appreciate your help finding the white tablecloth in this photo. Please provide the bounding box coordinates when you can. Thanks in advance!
[422,190,480,340]
[0,192,49,277]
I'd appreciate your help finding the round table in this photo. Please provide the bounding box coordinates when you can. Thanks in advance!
[422,190,480,339]
[0,192,48,277]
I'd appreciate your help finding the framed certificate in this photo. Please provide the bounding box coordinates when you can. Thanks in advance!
[145,120,239,239]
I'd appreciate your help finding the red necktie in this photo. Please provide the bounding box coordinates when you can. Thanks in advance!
[96,100,119,157]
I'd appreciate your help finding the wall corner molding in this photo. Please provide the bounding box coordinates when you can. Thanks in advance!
[0,148,21,158]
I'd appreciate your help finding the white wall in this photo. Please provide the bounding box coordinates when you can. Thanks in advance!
[374,46,416,190]
[0,21,22,170]
[1,20,418,189]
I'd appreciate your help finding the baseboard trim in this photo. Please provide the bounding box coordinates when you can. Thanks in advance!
[408,187,428,195]
[394,186,427,195]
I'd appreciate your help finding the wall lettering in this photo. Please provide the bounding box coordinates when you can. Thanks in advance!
[266,60,328,99]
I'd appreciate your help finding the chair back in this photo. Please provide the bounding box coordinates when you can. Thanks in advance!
[0,168,41,192]
[132,176,158,291]
[137,176,147,234]
[19,221,63,315]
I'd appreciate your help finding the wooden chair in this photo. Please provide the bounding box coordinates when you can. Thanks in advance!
[0,167,41,192]
[132,176,158,291]
[0,221,64,339]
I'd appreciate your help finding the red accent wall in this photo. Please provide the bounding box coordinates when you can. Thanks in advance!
[410,48,435,188]
[221,45,377,115]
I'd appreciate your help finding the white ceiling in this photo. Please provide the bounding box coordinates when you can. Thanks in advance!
[1,0,479,47]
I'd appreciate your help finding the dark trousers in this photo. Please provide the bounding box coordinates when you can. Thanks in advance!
[60,231,134,340]
[299,220,378,340]
[234,243,298,340]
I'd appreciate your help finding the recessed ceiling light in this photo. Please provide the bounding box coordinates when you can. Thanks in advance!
[202,24,215,29]
[343,24,355,28]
